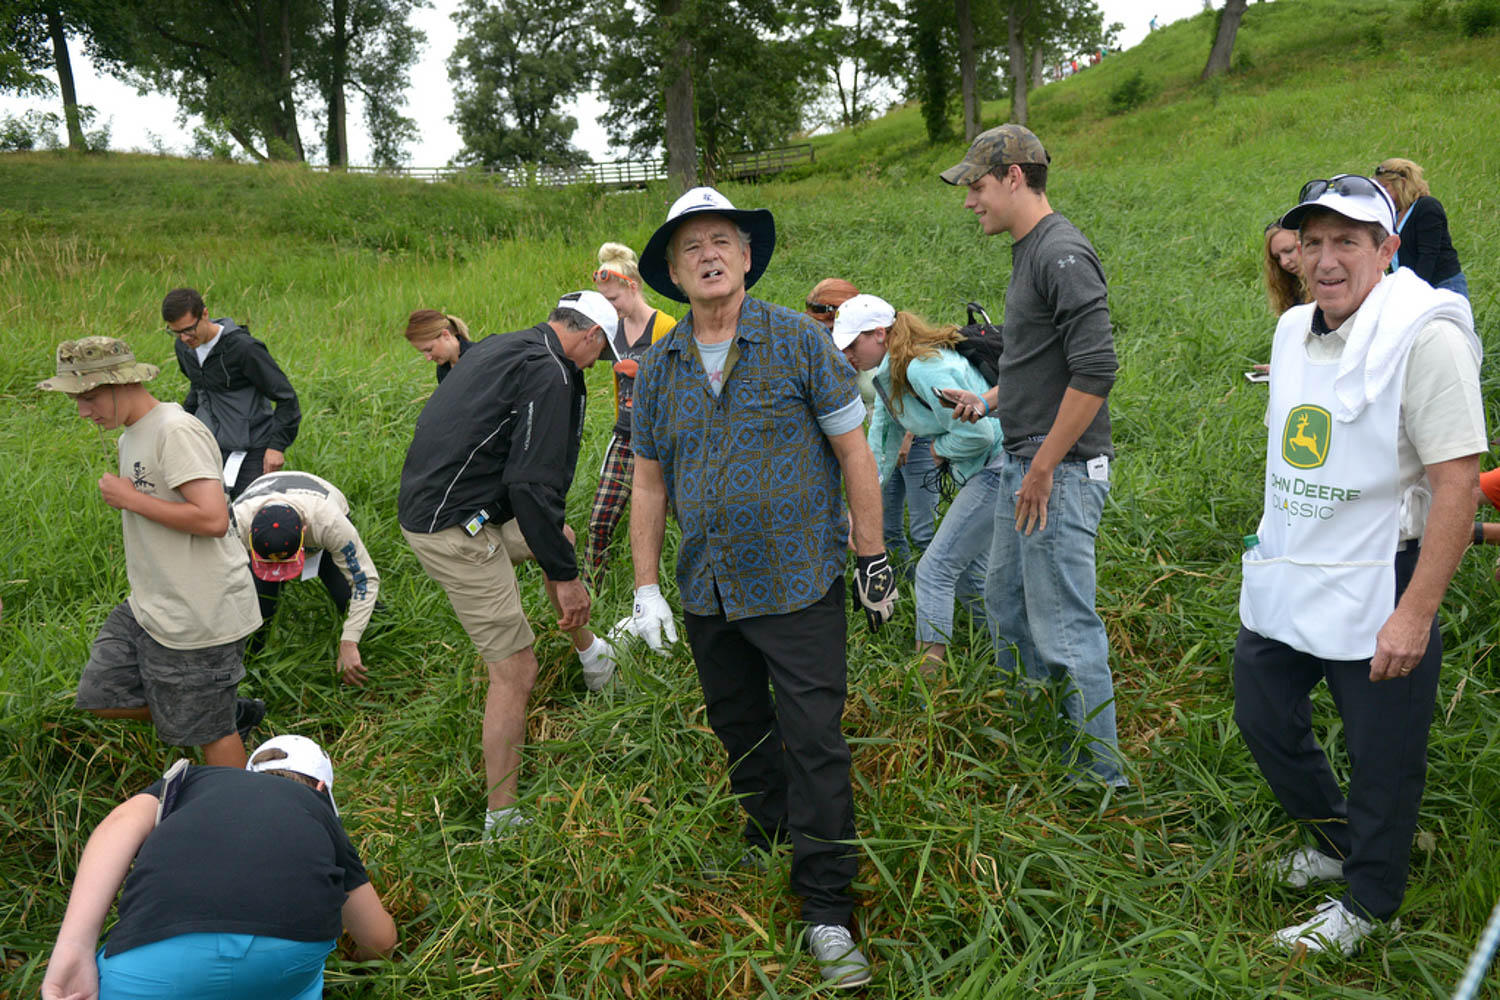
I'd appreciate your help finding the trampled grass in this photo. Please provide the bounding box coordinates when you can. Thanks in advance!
[3,0,1500,995]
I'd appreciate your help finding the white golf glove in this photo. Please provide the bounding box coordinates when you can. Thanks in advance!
[632,584,678,652]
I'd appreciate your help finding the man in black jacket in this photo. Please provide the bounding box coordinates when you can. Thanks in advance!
[163,287,302,498]
[398,291,619,841]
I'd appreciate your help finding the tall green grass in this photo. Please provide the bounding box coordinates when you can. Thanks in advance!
[3,0,1500,995]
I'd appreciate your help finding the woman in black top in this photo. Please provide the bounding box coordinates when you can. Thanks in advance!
[1375,158,1468,298]
[404,309,474,382]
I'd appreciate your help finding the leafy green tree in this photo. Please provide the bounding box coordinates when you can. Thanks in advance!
[312,0,426,169]
[812,0,900,131]
[448,0,595,168]
[1,1,100,150]
[1003,0,1118,125]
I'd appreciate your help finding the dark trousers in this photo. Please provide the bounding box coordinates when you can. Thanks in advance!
[684,580,856,925]
[247,553,351,655]
[1233,546,1441,920]
[223,447,266,500]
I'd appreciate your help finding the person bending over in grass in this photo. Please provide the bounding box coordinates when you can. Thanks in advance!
[833,294,1003,673]
[582,242,676,588]
[938,124,1124,788]
[162,287,301,499]
[38,337,264,769]
[404,309,475,383]
[231,471,380,685]
[629,187,893,989]
[41,734,396,1000]
[1236,175,1481,956]
[397,291,621,842]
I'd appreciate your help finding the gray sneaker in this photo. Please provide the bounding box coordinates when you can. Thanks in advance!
[1267,847,1345,888]
[806,924,871,988]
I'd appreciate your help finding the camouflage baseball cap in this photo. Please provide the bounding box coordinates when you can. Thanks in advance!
[37,336,159,394]
[939,124,1051,185]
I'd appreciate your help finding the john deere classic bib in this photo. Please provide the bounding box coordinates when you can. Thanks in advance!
[1240,306,1404,660]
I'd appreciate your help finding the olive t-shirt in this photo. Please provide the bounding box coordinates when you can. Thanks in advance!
[118,402,261,649]
[105,766,368,956]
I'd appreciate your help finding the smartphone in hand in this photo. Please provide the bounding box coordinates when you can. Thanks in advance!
[934,387,963,409]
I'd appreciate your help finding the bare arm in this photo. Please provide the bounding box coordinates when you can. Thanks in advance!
[827,427,883,557]
[1371,454,1479,681]
[98,475,230,536]
[342,882,397,961]
[630,457,667,587]
[42,795,158,1000]
[1013,388,1107,535]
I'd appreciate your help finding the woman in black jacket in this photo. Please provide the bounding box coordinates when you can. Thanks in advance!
[1375,158,1468,298]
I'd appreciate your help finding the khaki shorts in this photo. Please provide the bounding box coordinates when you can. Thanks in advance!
[497,518,534,562]
[76,601,244,747]
[403,523,535,662]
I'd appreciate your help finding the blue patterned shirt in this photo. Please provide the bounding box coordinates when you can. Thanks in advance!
[632,296,861,620]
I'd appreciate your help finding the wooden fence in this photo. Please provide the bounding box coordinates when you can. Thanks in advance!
[333,143,813,189]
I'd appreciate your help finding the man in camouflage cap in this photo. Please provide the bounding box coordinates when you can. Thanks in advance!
[40,336,264,767]
[937,124,1125,789]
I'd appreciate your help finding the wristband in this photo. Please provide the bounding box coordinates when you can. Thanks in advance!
[979,395,989,416]
[1476,522,1485,546]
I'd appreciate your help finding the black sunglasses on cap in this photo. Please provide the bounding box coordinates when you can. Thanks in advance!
[805,301,837,316]
[1296,175,1392,210]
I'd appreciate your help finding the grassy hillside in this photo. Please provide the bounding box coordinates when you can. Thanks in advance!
[3,0,1499,996]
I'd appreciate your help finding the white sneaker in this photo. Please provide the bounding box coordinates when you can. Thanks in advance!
[482,806,532,843]
[806,924,872,988]
[1273,897,1394,956]
[577,635,617,691]
[1267,847,1345,888]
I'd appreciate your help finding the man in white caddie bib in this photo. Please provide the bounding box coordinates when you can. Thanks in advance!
[1234,175,1484,955]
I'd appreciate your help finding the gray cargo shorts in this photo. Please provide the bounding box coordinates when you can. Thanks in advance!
[76,602,246,747]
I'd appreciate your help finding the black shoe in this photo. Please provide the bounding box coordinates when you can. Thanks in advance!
[700,847,771,882]
[235,697,266,741]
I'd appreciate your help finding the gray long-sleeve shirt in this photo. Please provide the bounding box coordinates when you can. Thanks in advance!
[998,212,1117,461]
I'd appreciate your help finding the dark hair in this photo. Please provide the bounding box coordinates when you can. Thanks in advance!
[248,747,320,790]
[1299,207,1389,248]
[161,287,205,324]
[548,306,596,332]
[990,163,1047,193]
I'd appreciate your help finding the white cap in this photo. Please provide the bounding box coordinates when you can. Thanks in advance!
[556,290,619,341]
[1279,175,1397,234]
[831,294,896,350]
[247,734,338,815]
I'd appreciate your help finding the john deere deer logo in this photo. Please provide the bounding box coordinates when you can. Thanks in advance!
[1282,405,1331,469]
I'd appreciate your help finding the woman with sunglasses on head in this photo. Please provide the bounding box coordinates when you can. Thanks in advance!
[1374,158,1468,299]
[404,310,474,383]
[584,242,676,586]
[833,295,1002,673]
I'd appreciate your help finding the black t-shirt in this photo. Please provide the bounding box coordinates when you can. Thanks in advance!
[104,767,368,957]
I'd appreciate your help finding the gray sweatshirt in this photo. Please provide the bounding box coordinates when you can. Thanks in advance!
[997,212,1117,461]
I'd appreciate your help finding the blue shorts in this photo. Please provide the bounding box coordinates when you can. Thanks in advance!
[98,933,336,1000]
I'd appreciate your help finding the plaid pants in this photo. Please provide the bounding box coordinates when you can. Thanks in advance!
[584,434,634,585]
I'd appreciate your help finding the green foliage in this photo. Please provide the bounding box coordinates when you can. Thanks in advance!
[1105,69,1149,115]
[1363,21,1389,51]
[910,0,955,142]
[1410,0,1452,26]
[0,108,59,150]
[448,0,593,168]
[4,1,1500,996]
[1458,0,1500,34]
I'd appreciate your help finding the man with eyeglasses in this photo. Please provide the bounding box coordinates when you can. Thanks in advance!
[162,287,301,499]
[1234,175,1482,956]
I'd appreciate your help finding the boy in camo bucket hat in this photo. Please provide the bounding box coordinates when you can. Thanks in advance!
[40,334,265,768]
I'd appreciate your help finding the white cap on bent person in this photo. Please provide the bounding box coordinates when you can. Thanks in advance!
[1278,175,1397,234]
[831,294,896,350]
[556,290,619,342]
[247,734,339,815]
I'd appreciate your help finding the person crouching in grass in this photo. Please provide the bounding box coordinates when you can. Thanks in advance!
[38,337,265,768]
[40,735,396,999]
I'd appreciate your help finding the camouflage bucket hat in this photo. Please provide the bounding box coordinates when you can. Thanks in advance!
[37,336,160,394]
[939,124,1051,185]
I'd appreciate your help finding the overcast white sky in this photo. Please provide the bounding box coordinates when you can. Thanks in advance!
[1,0,1207,166]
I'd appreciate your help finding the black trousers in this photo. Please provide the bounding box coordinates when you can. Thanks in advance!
[1233,546,1442,920]
[684,579,857,925]
[223,447,266,500]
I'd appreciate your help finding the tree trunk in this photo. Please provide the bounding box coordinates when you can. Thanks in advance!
[1007,5,1028,126]
[956,0,980,140]
[277,0,305,160]
[660,0,697,193]
[1030,45,1044,91]
[45,7,86,151]
[327,0,348,168]
[1201,0,1248,80]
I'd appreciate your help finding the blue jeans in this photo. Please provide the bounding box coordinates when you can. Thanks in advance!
[98,933,335,999]
[1434,271,1469,299]
[914,463,999,645]
[985,456,1122,784]
[882,437,939,569]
